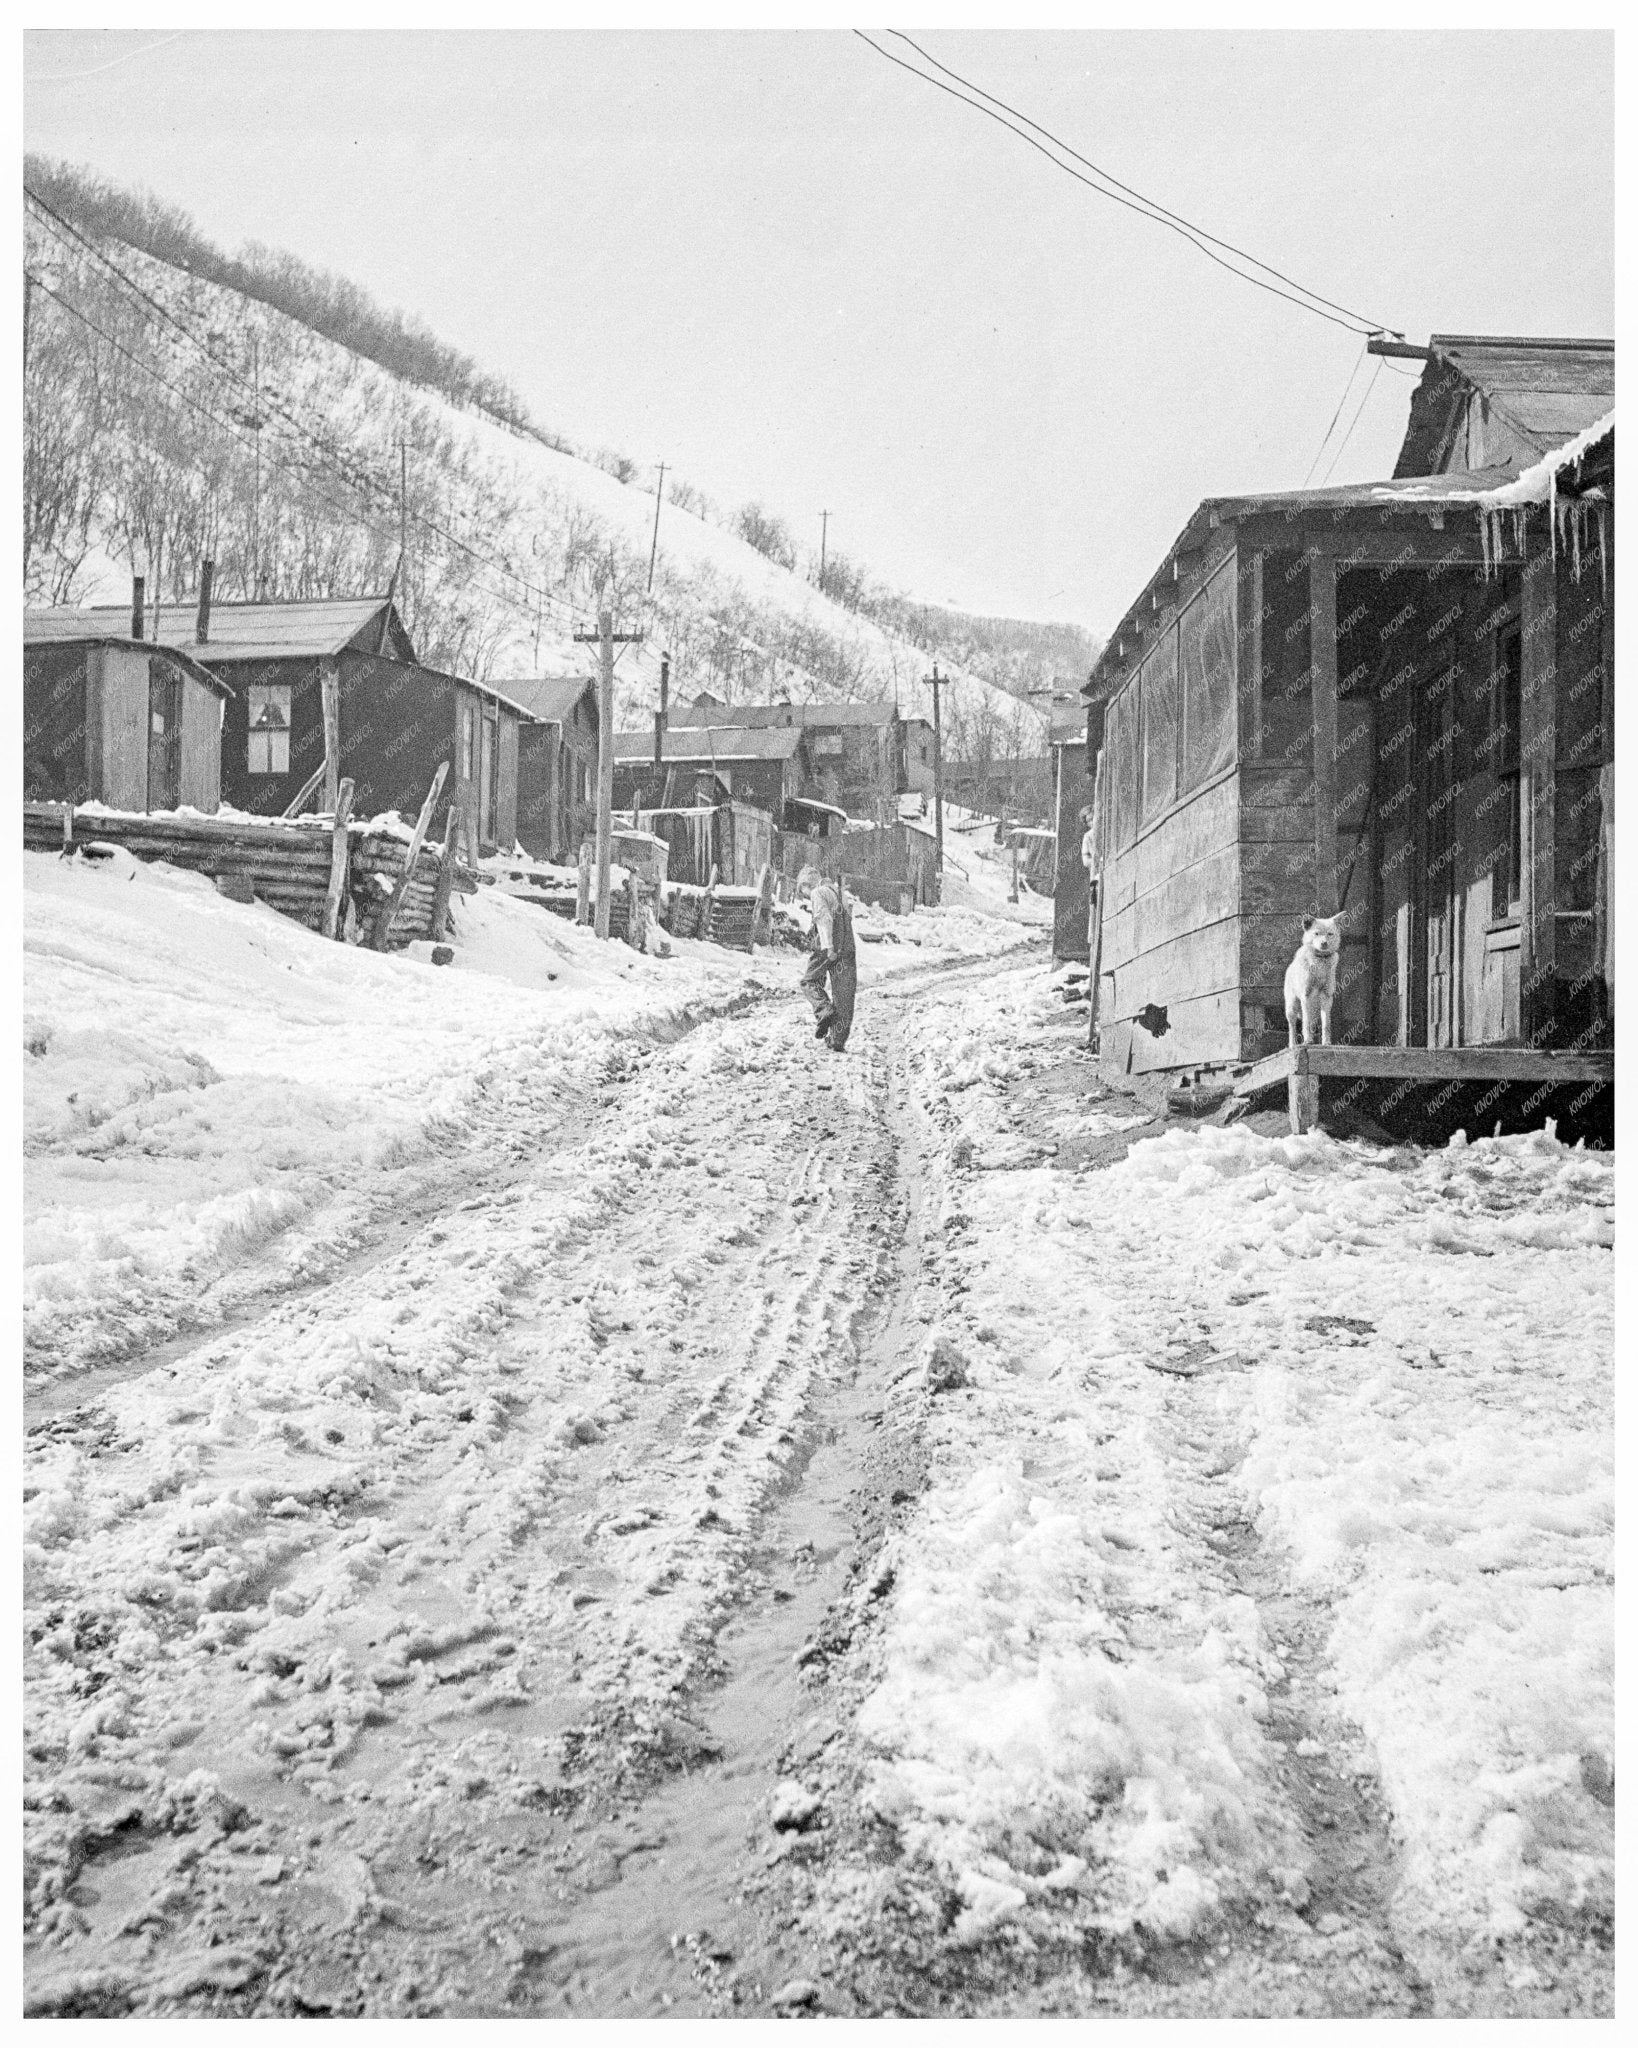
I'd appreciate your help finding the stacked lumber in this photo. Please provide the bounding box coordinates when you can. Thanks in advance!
[25,803,337,925]
[707,886,761,953]
[23,802,474,944]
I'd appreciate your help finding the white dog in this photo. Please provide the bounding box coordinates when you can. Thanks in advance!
[1284,914,1343,1047]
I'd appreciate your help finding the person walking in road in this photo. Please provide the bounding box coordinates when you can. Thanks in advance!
[796,864,856,1052]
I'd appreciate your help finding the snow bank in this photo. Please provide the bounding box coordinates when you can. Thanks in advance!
[847,966,1612,1959]
[21,847,770,1374]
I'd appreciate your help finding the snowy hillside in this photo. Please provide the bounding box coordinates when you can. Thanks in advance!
[24,170,1068,762]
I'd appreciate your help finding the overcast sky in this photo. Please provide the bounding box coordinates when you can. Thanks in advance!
[24,28,1613,635]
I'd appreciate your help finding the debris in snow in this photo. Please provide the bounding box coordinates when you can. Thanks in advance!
[770,1781,824,1832]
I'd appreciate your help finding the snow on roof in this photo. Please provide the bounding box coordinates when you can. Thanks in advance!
[24,596,406,664]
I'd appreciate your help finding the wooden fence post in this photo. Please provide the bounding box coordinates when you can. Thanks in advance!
[576,840,592,926]
[431,801,463,942]
[377,761,449,949]
[320,660,341,813]
[323,777,356,940]
[753,860,774,947]
[702,861,720,944]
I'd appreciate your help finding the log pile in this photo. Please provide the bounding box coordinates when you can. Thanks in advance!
[706,886,761,953]
[23,803,475,944]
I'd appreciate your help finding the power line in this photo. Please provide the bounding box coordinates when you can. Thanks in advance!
[27,270,581,638]
[854,31,1394,339]
[25,204,587,634]
[1319,358,1385,487]
[887,31,1395,336]
[1304,339,1369,487]
[25,31,188,84]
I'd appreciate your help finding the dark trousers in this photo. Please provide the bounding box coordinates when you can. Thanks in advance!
[802,948,857,1050]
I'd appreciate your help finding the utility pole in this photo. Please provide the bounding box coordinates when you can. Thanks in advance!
[818,510,830,592]
[251,338,263,598]
[574,608,644,939]
[925,664,947,874]
[647,462,666,593]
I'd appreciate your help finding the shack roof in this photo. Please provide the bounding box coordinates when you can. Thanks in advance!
[1082,463,1554,706]
[613,726,807,764]
[22,626,234,699]
[24,596,415,665]
[504,675,598,724]
[668,700,898,730]
[1396,335,1615,477]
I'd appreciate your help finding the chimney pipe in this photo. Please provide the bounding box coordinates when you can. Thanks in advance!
[131,575,145,642]
[653,710,664,770]
[659,652,670,722]
[196,558,214,644]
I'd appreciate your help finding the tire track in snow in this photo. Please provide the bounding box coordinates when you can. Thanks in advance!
[23,961,940,2017]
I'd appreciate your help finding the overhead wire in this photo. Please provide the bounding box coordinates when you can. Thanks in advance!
[854,30,1396,339]
[886,30,1396,337]
[26,269,583,640]
[26,189,588,635]
[1318,358,1386,487]
[1304,339,1369,487]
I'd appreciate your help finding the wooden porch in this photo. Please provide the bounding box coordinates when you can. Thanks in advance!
[1233,1041,1615,1135]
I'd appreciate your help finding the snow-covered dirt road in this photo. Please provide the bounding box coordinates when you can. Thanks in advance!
[23,942,1613,2019]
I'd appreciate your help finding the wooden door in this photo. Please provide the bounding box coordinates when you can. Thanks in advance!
[147,662,182,813]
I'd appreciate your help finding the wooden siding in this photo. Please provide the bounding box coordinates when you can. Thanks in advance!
[1099,771,1241,1074]
[99,646,150,812]
[496,711,520,850]
[22,644,91,802]
[178,670,221,812]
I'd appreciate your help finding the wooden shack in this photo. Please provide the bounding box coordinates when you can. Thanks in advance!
[613,724,816,823]
[23,626,230,813]
[24,595,534,856]
[507,674,600,863]
[1081,335,1612,1131]
[667,698,914,815]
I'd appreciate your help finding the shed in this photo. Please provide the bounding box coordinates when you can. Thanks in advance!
[613,724,816,823]
[667,699,909,815]
[1080,368,1612,1131]
[506,674,600,863]
[23,629,231,814]
[25,595,534,856]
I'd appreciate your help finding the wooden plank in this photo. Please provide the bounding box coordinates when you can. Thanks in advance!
[1519,541,1557,1033]
[1240,804,1317,845]
[100,647,149,812]
[1310,549,1339,917]
[1110,914,1239,1013]
[1237,549,1262,761]
[1105,986,1241,1075]
[1133,842,1238,956]
[178,672,221,813]
[1131,772,1238,898]
[1241,765,1315,809]
[1233,514,1520,567]
[431,803,463,942]
[1234,1042,1613,1094]
[377,761,449,948]
[1289,1070,1321,1133]
[320,660,341,813]
[1240,841,1320,917]
[282,762,328,818]
[323,778,355,941]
